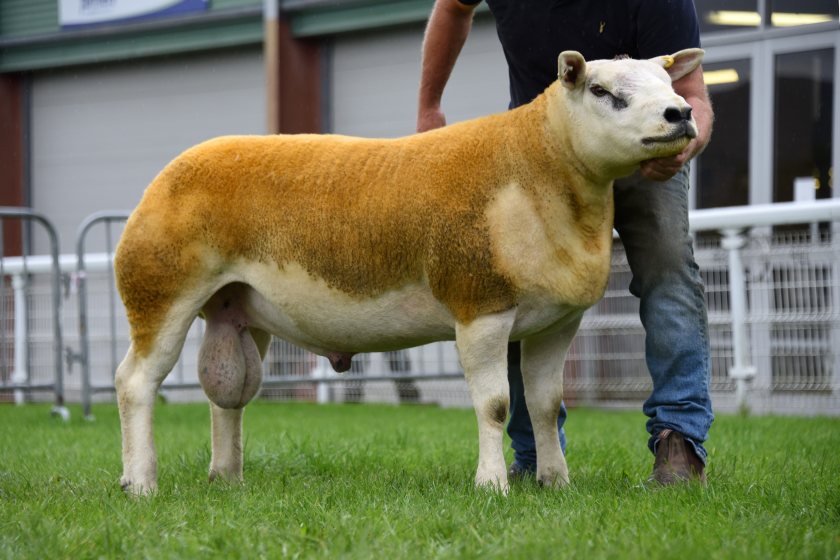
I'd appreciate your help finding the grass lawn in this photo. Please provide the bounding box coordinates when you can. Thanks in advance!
[1,401,839,559]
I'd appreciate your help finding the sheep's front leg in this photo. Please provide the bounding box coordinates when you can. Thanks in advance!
[456,309,516,493]
[520,315,582,488]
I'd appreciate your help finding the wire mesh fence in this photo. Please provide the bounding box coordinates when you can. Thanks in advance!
[1,208,838,416]
[0,208,66,416]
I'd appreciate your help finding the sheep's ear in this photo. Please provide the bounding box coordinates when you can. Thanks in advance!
[558,51,586,90]
[651,48,704,82]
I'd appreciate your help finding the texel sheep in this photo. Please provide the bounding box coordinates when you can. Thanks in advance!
[114,49,704,495]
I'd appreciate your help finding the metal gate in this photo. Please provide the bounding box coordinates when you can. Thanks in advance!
[0,207,68,419]
[60,201,840,417]
[73,211,130,419]
[73,212,465,417]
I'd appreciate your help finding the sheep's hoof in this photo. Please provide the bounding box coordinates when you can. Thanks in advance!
[474,474,509,495]
[208,469,243,485]
[537,471,569,489]
[120,477,156,497]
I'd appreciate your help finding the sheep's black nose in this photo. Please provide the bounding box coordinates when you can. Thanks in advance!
[664,106,692,123]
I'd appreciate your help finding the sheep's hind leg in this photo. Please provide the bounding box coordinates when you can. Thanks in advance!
[116,332,188,495]
[456,309,517,493]
[208,328,270,483]
[202,284,271,482]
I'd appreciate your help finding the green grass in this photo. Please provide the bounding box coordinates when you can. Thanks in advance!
[1,402,839,559]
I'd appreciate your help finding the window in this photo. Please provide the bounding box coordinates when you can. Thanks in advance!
[695,0,838,33]
[768,0,838,28]
[773,48,834,204]
[695,59,751,208]
[697,0,760,34]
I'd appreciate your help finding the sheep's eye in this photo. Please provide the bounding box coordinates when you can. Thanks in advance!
[590,85,609,97]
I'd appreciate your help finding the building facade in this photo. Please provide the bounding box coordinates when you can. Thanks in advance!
[1,0,839,412]
[1,0,839,252]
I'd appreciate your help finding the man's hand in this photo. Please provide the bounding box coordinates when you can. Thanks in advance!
[640,141,694,182]
[417,107,447,133]
[641,65,714,182]
[417,0,476,133]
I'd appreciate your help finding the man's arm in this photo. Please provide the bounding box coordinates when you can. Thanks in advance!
[417,0,478,133]
[640,65,714,182]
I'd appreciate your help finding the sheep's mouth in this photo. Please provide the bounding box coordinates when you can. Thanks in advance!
[642,122,697,145]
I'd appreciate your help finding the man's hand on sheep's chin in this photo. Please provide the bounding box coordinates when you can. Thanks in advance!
[640,139,697,182]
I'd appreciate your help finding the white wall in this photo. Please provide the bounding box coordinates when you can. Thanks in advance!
[331,18,509,138]
[30,48,266,253]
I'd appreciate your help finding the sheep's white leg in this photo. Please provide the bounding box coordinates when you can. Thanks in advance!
[209,404,244,482]
[116,341,182,496]
[520,315,582,488]
[208,328,271,482]
[456,309,516,493]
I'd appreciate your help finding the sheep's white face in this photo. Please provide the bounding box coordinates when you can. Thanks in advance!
[556,49,704,178]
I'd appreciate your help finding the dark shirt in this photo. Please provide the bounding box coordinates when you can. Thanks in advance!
[458,0,701,107]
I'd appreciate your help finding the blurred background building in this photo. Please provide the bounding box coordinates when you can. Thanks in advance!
[0,0,838,413]
[1,0,838,252]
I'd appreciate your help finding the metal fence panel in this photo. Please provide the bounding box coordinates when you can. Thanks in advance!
[0,208,67,419]
[4,203,840,417]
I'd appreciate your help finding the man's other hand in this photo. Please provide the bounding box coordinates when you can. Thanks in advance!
[417,107,447,133]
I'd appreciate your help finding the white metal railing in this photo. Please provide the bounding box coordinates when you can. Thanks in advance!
[1,200,839,416]
[689,200,840,230]
[689,200,840,410]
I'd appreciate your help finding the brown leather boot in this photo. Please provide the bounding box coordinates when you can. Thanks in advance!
[649,429,707,486]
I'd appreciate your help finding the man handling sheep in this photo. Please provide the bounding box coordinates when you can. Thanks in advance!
[417,0,714,485]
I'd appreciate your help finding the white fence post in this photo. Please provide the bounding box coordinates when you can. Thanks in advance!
[11,274,28,405]
[720,229,757,412]
[314,357,331,404]
[832,222,840,399]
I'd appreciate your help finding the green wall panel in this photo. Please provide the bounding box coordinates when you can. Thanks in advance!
[0,0,481,71]
[0,19,263,72]
[0,0,262,38]
[290,0,434,37]
[212,0,264,10]
[0,0,58,38]
[0,2,263,72]
[288,0,489,38]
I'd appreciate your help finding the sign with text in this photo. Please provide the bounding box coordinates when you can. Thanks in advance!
[59,0,208,29]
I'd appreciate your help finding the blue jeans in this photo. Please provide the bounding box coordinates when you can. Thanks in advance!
[507,167,714,468]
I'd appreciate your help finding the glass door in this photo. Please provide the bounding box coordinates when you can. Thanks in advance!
[773,47,834,205]
[695,58,752,209]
